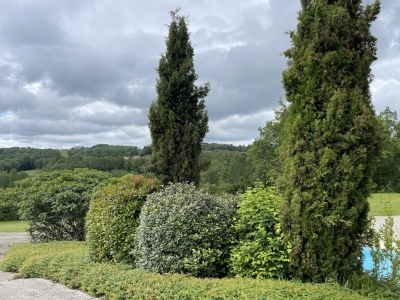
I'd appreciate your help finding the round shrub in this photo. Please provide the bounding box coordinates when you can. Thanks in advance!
[85,174,159,264]
[133,182,239,278]
[17,168,112,242]
[229,183,290,279]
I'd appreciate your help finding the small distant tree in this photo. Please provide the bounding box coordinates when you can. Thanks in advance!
[148,8,209,185]
[373,107,400,192]
[140,145,152,157]
[246,100,287,185]
[279,0,381,282]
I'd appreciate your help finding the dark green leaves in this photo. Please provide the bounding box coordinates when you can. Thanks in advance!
[149,9,209,186]
[280,0,381,282]
[17,168,111,242]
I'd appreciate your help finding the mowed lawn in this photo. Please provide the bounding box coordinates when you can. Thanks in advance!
[0,221,29,232]
[369,193,400,216]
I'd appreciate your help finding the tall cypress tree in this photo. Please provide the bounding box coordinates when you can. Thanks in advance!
[149,9,209,185]
[279,0,381,282]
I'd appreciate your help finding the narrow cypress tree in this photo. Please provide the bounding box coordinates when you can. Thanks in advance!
[149,9,209,185]
[279,0,381,282]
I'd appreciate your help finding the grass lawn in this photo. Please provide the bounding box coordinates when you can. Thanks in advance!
[369,193,400,216]
[0,221,29,232]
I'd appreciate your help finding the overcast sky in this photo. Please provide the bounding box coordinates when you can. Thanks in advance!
[0,0,398,149]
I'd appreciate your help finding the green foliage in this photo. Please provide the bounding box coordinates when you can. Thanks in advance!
[279,0,382,282]
[109,169,130,178]
[125,157,149,174]
[139,145,152,156]
[199,150,248,194]
[230,184,290,279]
[133,183,239,278]
[17,168,111,242]
[201,143,250,152]
[68,144,140,157]
[85,175,159,264]
[0,188,20,221]
[373,107,400,192]
[148,9,209,185]
[246,100,286,186]
[0,169,28,189]
[370,206,400,286]
[0,147,60,172]
[0,242,374,300]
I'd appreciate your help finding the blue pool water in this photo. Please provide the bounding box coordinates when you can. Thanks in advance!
[362,247,375,272]
[362,247,393,276]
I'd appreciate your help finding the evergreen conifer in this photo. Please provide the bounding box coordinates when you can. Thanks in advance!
[279,0,381,282]
[148,9,209,185]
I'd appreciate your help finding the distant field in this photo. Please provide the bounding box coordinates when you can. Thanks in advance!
[0,221,29,232]
[60,149,69,158]
[25,170,40,176]
[369,193,400,216]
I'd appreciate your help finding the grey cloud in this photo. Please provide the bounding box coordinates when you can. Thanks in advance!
[196,38,286,120]
[0,115,107,136]
[1,12,66,47]
[206,110,275,145]
[0,87,37,112]
[0,0,397,148]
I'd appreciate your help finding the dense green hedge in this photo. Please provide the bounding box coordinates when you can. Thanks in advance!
[85,175,159,264]
[17,168,112,242]
[133,183,239,278]
[0,188,20,221]
[0,242,376,300]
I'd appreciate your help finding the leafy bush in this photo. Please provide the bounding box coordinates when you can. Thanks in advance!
[0,241,373,300]
[17,168,111,242]
[370,214,400,286]
[85,174,159,264]
[229,183,290,279]
[0,188,20,221]
[133,183,239,278]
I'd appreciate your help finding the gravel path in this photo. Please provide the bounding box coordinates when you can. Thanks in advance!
[0,232,98,300]
[0,217,399,299]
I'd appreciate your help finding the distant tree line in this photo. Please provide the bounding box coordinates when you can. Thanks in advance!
[0,107,398,194]
[68,144,141,157]
[0,147,60,172]
[201,105,400,195]
[201,143,250,152]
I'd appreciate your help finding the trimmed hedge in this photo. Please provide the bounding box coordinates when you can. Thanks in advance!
[0,242,376,300]
[133,183,239,278]
[85,175,159,264]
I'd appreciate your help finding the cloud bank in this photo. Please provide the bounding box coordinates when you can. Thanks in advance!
[0,0,397,148]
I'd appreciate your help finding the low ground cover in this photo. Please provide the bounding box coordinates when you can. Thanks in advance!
[369,194,400,216]
[0,241,384,300]
[0,220,29,232]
